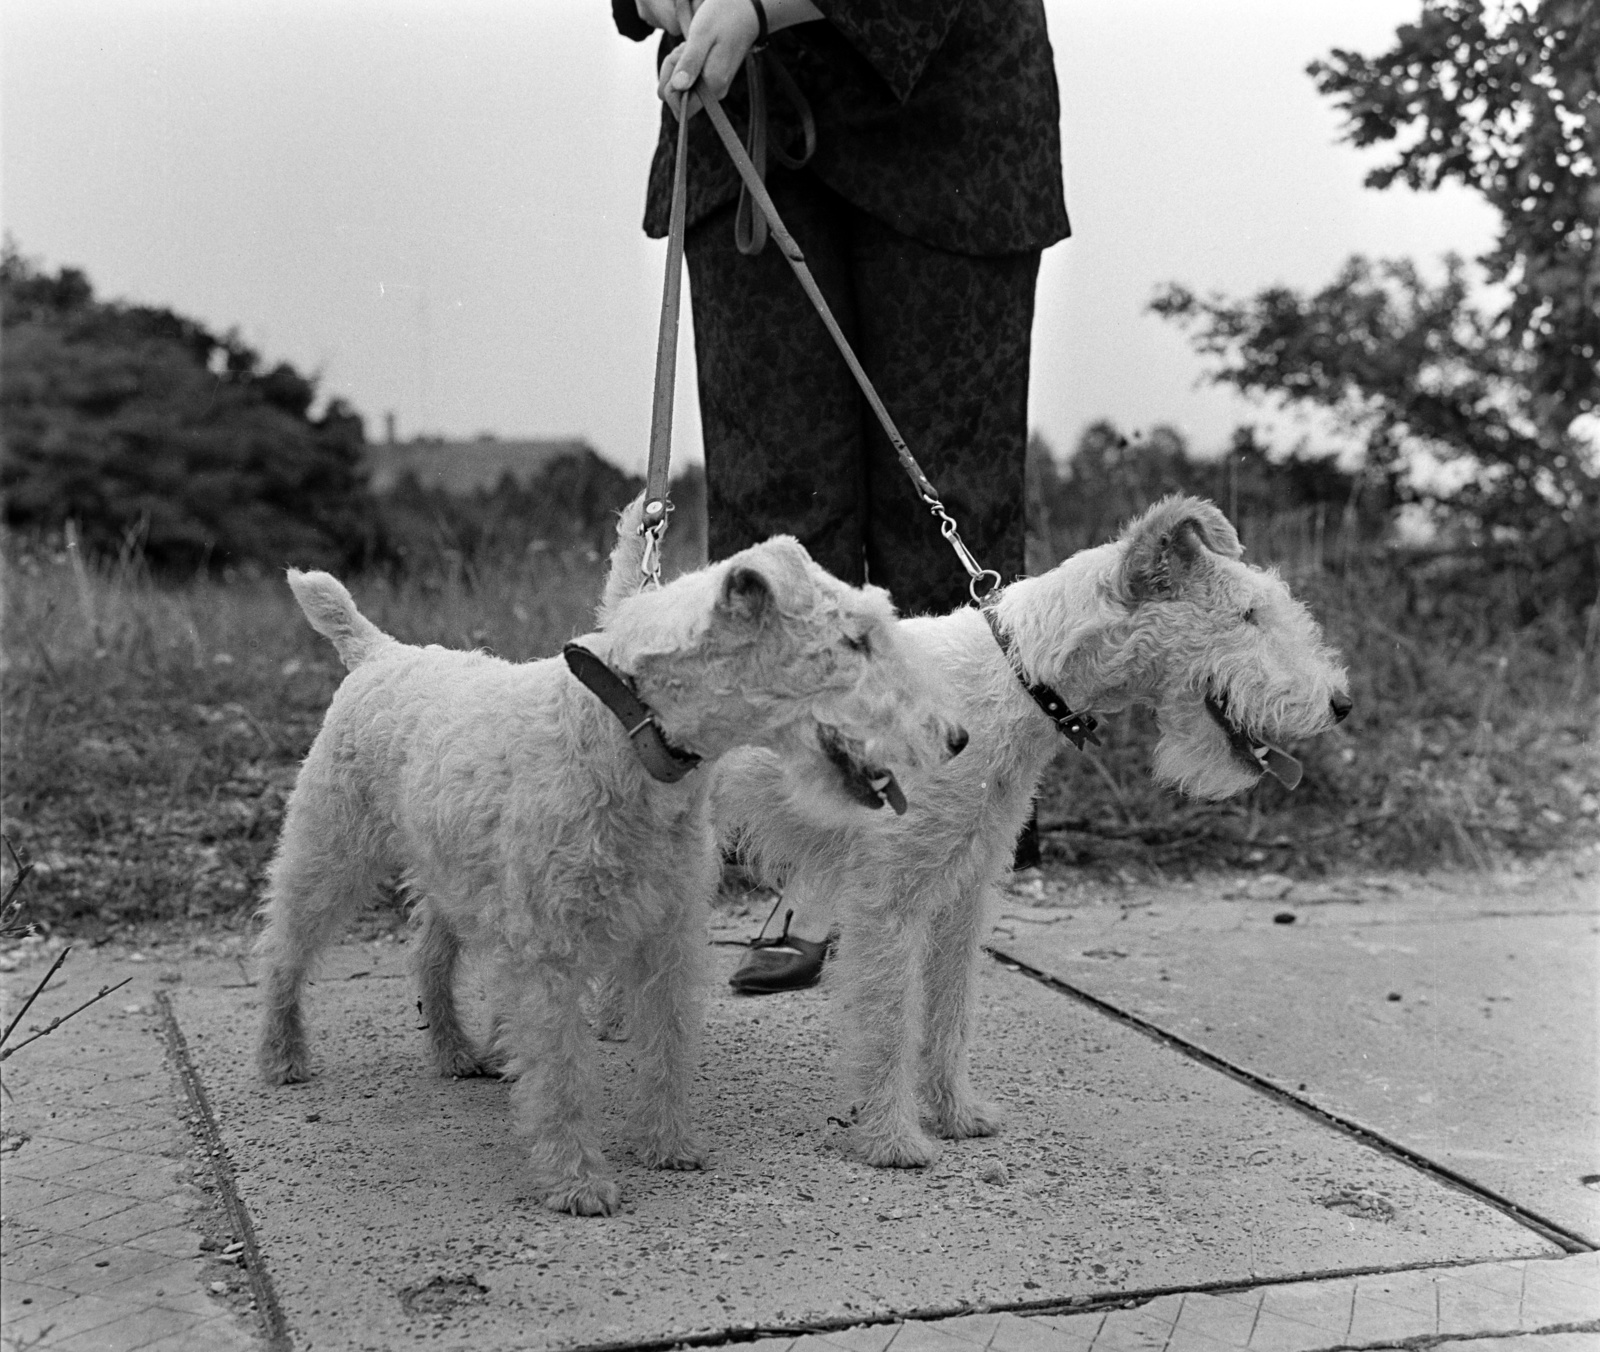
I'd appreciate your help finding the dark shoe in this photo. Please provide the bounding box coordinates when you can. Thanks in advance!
[729,910,831,995]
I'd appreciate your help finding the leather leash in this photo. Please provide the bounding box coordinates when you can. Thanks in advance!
[981,607,1101,751]
[639,90,692,588]
[692,85,1001,604]
[673,68,1097,756]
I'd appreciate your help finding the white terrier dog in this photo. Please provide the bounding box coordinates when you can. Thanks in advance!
[254,495,965,1215]
[714,496,1352,1168]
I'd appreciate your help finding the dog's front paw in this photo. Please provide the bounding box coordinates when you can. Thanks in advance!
[860,1127,941,1169]
[931,1097,1003,1140]
[257,1047,312,1086]
[435,1045,503,1079]
[542,1177,622,1217]
[641,1136,710,1172]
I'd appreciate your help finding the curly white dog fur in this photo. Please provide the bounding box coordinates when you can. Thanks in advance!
[253,495,964,1216]
[714,496,1352,1168]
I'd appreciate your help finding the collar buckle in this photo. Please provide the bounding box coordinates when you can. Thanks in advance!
[563,642,703,783]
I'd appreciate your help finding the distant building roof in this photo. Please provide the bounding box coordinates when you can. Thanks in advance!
[365,436,593,495]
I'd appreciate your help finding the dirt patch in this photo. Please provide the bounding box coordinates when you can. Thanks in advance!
[397,1273,489,1316]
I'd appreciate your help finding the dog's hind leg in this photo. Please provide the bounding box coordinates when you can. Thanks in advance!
[254,773,387,1085]
[493,953,620,1217]
[921,875,1003,1141]
[837,892,940,1168]
[413,904,500,1078]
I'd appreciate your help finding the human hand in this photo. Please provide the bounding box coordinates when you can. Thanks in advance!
[658,0,761,111]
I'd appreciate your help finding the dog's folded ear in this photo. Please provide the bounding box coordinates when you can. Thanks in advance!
[1121,496,1244,601]
[718,565,774,624]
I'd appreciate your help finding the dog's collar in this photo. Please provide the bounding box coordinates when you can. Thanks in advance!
[981,601,1101,752]
[562,642,703,783]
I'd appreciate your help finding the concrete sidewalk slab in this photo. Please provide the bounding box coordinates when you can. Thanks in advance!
[989,862,1600,1247]
[1,945,257,1352]
[166,930,1561,1351]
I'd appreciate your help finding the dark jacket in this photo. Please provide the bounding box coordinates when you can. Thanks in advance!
[612,0,1070,256]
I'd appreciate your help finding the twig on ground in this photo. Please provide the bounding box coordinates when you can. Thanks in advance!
[1,836,36,938]
[0,946,73,1050]
[0,974,134,1062]
[0,835,139,1067]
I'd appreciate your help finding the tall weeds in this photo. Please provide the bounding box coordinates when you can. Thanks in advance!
[1,533,614,932]
[1,503,1594,934]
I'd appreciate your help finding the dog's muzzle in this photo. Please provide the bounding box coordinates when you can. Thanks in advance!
[1204,693,1302,789]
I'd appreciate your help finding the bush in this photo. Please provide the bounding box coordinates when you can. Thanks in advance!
[2,245,372,573]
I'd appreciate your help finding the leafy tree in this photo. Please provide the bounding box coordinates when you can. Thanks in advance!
[1151,256,1585,532]
[2,244,372,571]
[1308,0,1599,433]
[1152,1,1599,617]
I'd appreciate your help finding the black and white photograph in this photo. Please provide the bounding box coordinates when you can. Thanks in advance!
[1,1,1596,1349]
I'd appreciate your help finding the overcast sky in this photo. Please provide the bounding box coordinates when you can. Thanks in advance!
[3,0,1498,473]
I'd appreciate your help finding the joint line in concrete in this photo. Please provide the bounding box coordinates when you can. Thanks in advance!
[156,988,294,1352]
[985,947,1596,1256]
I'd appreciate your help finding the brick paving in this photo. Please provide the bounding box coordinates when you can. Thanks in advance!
[748,1252,1600,1352]
[1,947,255,1352]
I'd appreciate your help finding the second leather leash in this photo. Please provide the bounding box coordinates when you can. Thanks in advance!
[647,58,1097,756]
[682,79,1000,602]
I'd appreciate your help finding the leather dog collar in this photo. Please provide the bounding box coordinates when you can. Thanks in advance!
[562,642,703,783]
[981,602,1101,752]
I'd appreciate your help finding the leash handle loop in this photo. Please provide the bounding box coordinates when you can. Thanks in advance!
[696,86,997,601]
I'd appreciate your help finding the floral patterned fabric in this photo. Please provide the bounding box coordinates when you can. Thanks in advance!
[685,169,1037,615]
[615,0,1070,257]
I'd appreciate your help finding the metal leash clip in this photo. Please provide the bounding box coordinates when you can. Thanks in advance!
[926,497,1001,602]
[638,499,672,590]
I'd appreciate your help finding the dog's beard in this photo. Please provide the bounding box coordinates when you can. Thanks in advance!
[1203,691,1302,789]
[1152,697,1269,800]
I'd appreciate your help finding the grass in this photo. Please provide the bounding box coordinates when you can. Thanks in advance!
[0,533,615,936]
[1,508,1595,938]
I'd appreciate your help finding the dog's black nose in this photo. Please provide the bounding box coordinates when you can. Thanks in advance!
[947,726,969,758]
[1330,693,1352,723]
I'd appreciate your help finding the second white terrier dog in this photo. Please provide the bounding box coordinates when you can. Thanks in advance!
[254,495,964,1215]
[714,496,1352,1168]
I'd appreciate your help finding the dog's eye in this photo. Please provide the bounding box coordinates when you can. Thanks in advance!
[843,632,872,655]
[1242,607,1258,625]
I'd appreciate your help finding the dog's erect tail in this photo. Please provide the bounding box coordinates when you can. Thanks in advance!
[597,492,650,625]
[286,569,397,670]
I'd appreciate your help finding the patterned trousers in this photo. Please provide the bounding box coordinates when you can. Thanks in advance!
[685,168,1041,617]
